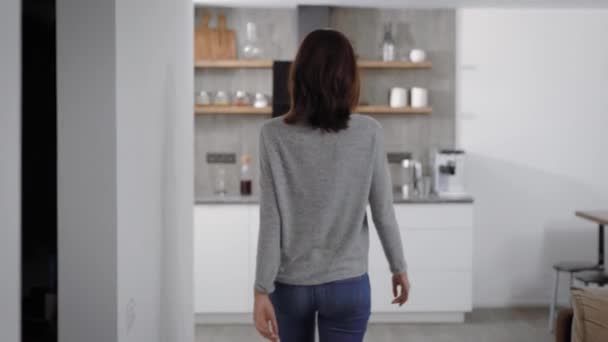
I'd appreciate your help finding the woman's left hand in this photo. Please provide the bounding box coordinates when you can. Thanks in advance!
[391,273,411,307]
[254,291,279,341]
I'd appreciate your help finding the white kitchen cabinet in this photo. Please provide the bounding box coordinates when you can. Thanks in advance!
[367,204,473,315]
[194,205,251,313]
[195,202,473,323]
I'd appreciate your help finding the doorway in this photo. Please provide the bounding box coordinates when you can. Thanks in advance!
[21,0,57,340]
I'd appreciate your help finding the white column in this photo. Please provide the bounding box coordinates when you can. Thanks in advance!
[57,0,194,341]
[115,0,193,340]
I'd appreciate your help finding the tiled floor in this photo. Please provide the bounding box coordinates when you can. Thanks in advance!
[196,308,553,342]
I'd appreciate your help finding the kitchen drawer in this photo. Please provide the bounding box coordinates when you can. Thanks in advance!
[369,227,472,271]
[369,226,472,272]
[403,229,472,271]
[368,206,472,272]
[194,205,250,230]
[394,204,473,230]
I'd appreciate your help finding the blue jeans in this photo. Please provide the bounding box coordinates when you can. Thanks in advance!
[270,274,371,342]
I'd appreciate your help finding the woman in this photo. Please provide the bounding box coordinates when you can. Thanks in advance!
[253,29,410,342]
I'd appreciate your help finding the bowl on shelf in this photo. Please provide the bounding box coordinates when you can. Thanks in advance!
[409,49,427,63]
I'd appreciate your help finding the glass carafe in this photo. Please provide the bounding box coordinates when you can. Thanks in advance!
[242,22,263,59]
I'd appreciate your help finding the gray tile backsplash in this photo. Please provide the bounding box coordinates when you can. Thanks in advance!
[333,8,456,172]
[194,7,455,197]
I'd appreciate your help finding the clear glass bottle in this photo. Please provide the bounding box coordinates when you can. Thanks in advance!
[240,154,252,196]
[242,22,263,59]
[382,23,396,62]
[214,167,227,196]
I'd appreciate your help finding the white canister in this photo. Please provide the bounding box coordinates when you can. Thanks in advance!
[409,49,427,63]
[410,87,429,108]
[389,87,408,108]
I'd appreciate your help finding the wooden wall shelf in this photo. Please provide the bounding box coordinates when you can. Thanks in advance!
[195,59,273,69]
[195,105,272,114]
[195,59,431,70]
[355,105,432,114]
[194,105,431,115]
[357,60,432,69]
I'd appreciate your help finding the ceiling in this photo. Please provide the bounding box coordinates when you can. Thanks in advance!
[193,0,608,8]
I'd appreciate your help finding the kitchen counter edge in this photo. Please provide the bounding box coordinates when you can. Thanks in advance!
[195,195,474,205]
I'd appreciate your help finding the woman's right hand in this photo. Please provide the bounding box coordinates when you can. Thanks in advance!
[254,291,279,341]
[392,273,410,306]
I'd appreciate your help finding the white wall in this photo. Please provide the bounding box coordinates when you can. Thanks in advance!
[457,9,608,307]
[58,0,193,341]
[0,1,21,341]
[115,0,194,341]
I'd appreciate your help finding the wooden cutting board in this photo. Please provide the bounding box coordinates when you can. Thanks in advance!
[194,12,213,60]
[194,12,236,60]
[213,13,236,59]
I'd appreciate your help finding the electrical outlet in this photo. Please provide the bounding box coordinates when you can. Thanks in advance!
[126,298,136,334]
[206,152,237,164]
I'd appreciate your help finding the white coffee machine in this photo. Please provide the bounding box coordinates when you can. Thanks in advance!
[433,149,466,197]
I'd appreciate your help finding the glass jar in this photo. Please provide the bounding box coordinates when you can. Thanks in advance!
[213,91,230,106]
[233,90,251,106]
[195,91,211,106]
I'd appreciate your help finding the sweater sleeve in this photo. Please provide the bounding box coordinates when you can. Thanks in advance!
[254,129,281,293]
[369,127,408,274]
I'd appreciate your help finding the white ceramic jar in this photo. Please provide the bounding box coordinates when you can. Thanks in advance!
[389,87,408,108]
[410,87,429,108]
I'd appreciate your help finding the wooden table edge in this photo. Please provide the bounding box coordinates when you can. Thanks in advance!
[576,211,608,225]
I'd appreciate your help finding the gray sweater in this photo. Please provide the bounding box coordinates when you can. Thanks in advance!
[254,114,407,294]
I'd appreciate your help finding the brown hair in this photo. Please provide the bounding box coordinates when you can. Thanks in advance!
[284,29,360,132]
